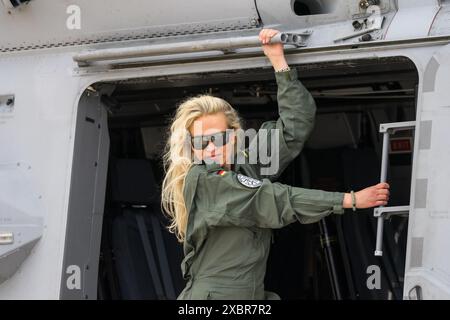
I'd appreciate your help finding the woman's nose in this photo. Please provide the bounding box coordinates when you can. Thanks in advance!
[205,141,216,152]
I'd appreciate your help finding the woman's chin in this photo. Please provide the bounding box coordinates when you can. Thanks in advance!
[203,155,223,165]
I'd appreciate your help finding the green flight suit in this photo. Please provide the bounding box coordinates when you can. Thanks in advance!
[177,69,346,300]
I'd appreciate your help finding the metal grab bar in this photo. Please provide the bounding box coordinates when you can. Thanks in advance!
[73,32,312,65]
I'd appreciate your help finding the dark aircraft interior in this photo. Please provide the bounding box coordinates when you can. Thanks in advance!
[92,56,418,300]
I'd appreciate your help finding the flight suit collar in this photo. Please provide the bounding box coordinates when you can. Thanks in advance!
[232,150,248,173]
[200,150,248,173]
[202,161,224,173]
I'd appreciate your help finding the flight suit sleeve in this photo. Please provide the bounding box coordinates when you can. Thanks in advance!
[191,169,344,229]
[248,68,316,180]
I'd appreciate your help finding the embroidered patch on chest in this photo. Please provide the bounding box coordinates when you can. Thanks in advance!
[237,173,262,188]
[217,170,227,176]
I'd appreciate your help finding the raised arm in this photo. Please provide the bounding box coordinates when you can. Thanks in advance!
[247,29,316,180]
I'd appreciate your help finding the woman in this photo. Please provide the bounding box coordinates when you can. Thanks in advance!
[162,29,390,300]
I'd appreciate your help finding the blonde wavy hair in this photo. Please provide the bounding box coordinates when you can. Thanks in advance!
[161,95,243,242]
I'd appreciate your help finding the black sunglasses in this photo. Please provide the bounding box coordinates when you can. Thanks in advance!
[191,131,232,150]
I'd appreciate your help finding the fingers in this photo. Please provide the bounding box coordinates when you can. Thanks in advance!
[377,189,390,196]
[375,184,390,206]
[376,182,390,189]
[259,30,271,44]
[376,183,390,202]
[259,28,279,45]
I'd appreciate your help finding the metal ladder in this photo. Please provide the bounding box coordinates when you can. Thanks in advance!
[374,121,416,256]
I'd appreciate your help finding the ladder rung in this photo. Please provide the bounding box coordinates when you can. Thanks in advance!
[374,205,410,218]
[379,121,416,133]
